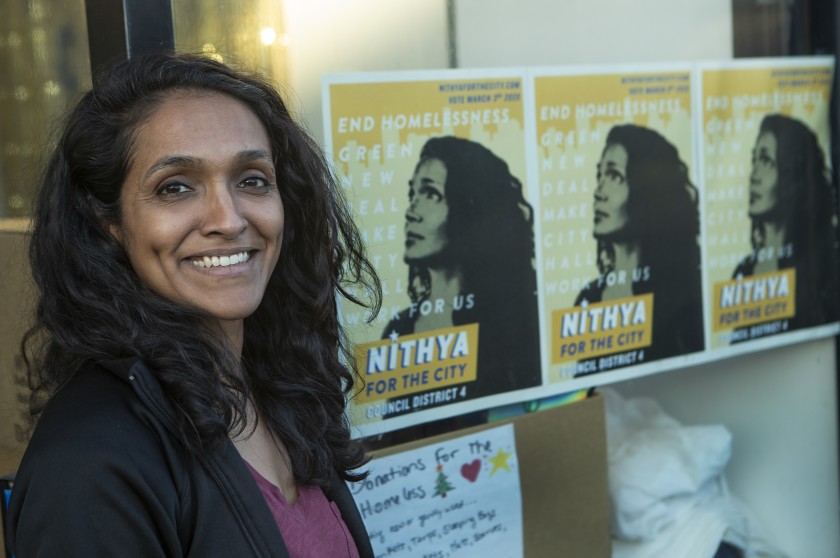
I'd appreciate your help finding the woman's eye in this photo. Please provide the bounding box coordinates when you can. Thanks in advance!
[156,182,190,196]
[753,151,775,168]
[421,188,443,202]
[607,170,624,183]
[240,176,270,190]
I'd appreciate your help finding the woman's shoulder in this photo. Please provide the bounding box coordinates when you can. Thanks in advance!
[732,254,755,279]
[18,360,176,481]
[381,307,416,339]
[8,360,187,556]
[574,278,604,306]
[33,361,154,440]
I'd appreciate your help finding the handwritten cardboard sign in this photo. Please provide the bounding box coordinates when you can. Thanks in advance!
[350,424,523,557]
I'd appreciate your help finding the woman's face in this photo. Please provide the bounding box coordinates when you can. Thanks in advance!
[749,131,779,218]
[404,158,449,263]
[114,92,284,331]
[593,143,630,238]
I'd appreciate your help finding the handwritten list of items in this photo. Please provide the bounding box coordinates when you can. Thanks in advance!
[350,424,523,557]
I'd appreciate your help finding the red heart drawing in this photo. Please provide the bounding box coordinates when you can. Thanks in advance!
[460,459,481,482]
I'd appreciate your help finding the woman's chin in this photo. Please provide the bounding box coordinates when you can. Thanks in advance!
[593,228,626,242]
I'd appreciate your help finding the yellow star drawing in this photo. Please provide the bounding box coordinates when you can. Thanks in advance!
[488,448,513,477]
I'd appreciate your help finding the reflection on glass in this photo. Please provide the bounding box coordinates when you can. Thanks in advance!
[0,0,91,218]
[173,0,288,84]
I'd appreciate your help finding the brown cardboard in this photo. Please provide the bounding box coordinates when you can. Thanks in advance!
[0,220,33,475]
[372,395,611,557]
[0,220,32,556]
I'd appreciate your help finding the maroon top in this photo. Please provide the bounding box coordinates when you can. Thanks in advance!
[244,461,360,558]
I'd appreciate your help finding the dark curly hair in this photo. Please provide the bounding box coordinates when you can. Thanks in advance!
[589,124,704,358]
[745,114,839,326]
[22,52,380,485]
[405,136,540,396]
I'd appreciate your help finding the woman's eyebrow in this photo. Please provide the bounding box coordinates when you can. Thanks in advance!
[419,176,443,187]
[234,148,273,165]
[142,149,273,182]
[142,155,200,182]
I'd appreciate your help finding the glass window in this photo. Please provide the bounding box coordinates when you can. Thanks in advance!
[173,0,289,92]
[173,0,450,143]
[0,0,90,219]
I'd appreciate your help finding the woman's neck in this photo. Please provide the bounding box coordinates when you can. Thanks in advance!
[210,318,244,358]
[754,220,787,274]
[761,221,787,250]
[414,266,463,331]
[231,401,298,504]
[601,240,640,301]
[212,322,296,498]
[611,241,640,273]
[427,266,463,302]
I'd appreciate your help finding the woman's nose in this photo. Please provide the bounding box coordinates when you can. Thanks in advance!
[594,182,607,202]
[405,200,420,222]
[202,186,247,237]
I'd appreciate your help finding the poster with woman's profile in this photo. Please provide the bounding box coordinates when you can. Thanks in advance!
[531,65,704,384]
[323,70,543,435]
[700,58,840,349]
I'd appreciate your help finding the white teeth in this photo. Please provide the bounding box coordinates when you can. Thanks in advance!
[191,251,251,268]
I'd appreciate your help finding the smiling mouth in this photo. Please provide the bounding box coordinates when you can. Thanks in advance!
[190,250,253,269]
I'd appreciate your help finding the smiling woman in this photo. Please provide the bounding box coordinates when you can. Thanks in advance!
[115,93,285,351]
[7,53,380,557]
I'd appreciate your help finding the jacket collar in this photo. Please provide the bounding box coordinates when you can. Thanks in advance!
[99,357,373,558]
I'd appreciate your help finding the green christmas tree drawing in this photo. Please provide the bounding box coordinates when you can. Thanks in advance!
[433,464,455,498]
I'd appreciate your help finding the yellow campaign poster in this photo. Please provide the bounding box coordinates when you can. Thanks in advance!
[324,70,542,430]
[532,66,702,383]
[701,58,839,348]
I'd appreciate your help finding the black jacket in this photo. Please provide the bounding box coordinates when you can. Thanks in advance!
[5,358,374,557]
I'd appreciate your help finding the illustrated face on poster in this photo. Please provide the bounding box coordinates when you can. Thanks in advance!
[324,73,542,432]
[702,61,839,347]
[404,159,449,261]
[748,132,779,218]
[593,144,630,237]
[533,68,704,384]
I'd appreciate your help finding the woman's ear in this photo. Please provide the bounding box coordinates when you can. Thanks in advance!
[108,222,123,244]
[88,194,123,244]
